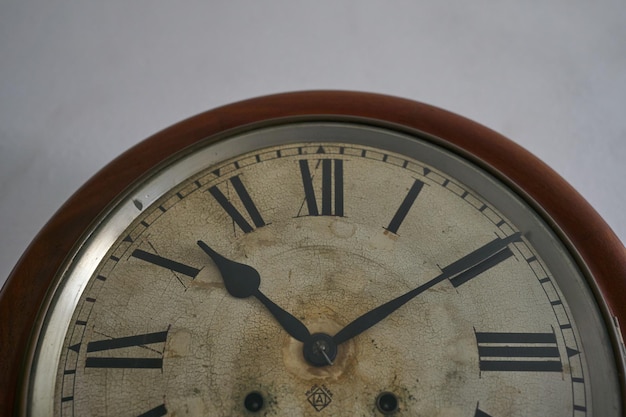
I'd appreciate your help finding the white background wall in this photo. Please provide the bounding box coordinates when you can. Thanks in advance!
[1,1,625,288]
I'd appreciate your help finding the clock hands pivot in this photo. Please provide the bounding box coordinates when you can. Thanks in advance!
[198,233,521,367]
[197,241,338,366]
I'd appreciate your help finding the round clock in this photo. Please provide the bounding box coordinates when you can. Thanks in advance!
[1,91,625,416]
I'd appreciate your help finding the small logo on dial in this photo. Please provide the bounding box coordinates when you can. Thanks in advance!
[306,384,333,412]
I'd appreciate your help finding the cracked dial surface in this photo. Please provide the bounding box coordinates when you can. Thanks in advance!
[26,123,620,416]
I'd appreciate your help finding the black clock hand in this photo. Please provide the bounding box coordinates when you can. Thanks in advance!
[332,233,522,345]
[197,240,312,343]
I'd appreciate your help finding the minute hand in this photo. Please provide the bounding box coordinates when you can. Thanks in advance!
[332,232,522,346]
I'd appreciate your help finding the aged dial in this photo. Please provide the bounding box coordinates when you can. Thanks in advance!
[2,92,624,417]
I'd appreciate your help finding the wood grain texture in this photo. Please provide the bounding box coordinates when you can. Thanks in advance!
[1,90,624,415]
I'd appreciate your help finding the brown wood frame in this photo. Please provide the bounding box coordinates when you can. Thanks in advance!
[1,90,624,415]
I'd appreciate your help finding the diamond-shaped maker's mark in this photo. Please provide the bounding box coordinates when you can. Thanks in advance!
[307,385,332,412]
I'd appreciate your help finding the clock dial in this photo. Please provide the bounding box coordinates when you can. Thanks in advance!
[23,122,620,416]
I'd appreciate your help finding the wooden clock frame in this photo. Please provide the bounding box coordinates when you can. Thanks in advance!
[1,91,625,415]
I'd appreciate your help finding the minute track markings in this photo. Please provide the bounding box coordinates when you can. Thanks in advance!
[67,145,589,414]
[26,93,600,417]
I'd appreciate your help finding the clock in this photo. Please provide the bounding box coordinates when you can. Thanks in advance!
[1,91,625,416]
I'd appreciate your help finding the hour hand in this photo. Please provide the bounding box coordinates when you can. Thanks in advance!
[197,240,311,343]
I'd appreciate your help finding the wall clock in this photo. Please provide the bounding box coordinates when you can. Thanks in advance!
[1,91,625,416]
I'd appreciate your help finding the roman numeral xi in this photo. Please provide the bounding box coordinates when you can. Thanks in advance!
[209,175,266,233]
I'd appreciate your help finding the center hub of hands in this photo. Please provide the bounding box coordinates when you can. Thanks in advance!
[303,333,338,367]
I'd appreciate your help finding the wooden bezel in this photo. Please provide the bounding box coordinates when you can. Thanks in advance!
[1,91,624,415]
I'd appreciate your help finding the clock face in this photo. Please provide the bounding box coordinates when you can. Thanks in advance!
[22,122,622,416]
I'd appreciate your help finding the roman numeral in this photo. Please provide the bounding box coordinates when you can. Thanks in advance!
[138,404,168,417]
[476,330,563,372]
[209,175,266,233]
[298,158,344,216]
[85,329,168,369]
[446,233,520,288]
[385,179,424,234]
[132,249,200,278]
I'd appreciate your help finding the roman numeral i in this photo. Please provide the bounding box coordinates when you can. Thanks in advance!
[385,179,425,234]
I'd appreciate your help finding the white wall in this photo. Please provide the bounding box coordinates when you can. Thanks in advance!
[1,1,625,287]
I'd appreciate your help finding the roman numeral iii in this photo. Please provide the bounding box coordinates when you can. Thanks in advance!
[475,330,563,373]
